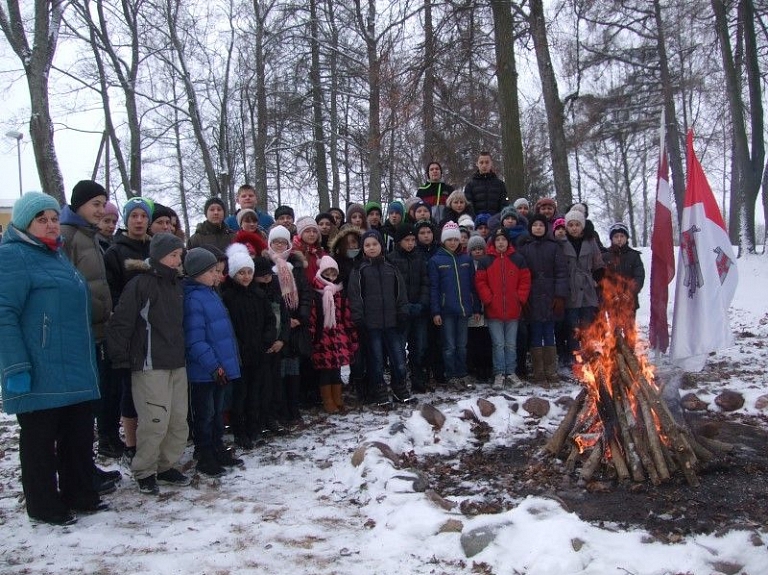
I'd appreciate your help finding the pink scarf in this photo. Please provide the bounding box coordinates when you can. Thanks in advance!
[267,247,299,310]
[314,274,343,329]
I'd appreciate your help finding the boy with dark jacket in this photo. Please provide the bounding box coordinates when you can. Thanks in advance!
[106,233,190,495]
[349,230,412,406]
[386,225,430,393]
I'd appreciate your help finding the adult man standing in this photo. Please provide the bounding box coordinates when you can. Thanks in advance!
[60,180,121,492]
[224,184,274,231]
[463,152,508,215]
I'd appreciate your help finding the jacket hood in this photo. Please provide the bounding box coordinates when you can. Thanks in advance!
[59,205,93,229]
[1,222,59,251]
[194,220,230,234]
[329,226,362,257]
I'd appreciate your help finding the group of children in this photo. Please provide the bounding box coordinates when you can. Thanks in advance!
[94,175,644,495]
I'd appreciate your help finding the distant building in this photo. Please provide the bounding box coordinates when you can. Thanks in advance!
[0,198,13,239]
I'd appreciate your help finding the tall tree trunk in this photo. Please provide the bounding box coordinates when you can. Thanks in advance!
[325,0,341,207]
[653,0,686,224]
[0,0,66,203]
[422,0,436,168]
[490,0,524,197]
[528,0,572,208]
[309,0,330,212]
[356,0,381,203]
[253,0,269,210]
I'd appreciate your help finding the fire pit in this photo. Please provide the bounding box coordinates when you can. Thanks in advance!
[544,273,731,487]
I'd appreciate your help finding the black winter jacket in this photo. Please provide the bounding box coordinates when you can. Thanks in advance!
[386,245,430,312]
[517,235,569,321]
[348,256,409,330]
[221,277,279,366]
[602,244,645,310]
[463,171,508,215]
[103,232,151,306]
[106,260,186,371]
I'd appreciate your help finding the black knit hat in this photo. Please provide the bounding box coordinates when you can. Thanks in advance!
[394,225,416,243]
[528,213,550,234]
[414,220,434,234]
[252,256,274,277]
[274,205,295,220]
[315,212,334,225]
[71,180,107,213]
[204,197,226,215]
[152,203,174,223]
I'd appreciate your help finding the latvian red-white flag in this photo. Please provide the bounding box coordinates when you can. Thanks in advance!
[648,111,675,353]
[670,130,738,371]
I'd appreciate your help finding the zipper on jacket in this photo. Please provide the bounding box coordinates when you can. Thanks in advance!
[42,313,50,348]
[448,249,466,317]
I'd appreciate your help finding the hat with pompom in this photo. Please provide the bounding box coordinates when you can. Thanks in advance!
[226,242,254,276]
[441,221,461,243]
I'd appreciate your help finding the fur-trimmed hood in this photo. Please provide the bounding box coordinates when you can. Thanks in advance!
[329,226,363,258]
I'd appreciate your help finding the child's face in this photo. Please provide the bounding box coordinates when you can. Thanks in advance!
[477,224,488,238]
[301,228,319,245]
[270,238,289,254]
[206,204,225,225]
[363,236,382,258]
[450,198,466,213]
[388,212,402,226]
[234,267,254,287]
[98,214,118,237]
[531,221,546,237]
[350,212,365,227]
[213,262,226,286]
[494,235,509,253]
[612,232,628,247]
[399,236,416,252]
[317,218,333,235]
[566,221,584,237]
[470,246,485,260]
[554,226,567,240]
[417,227,433,245]
[255,273,273,284]
[443,238,460,252]
[195,267,218,287]
[367,210,381,227]
[460,232,469,249]
[276,214,294,228]
[502,216,516,229]
[237,189,257,209]
[414,206,431,221]
[159,248,183,269]
[321,268,339,282]
[241,215,259,232]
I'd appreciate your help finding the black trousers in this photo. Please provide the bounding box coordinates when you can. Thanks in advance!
[17,401,99,518]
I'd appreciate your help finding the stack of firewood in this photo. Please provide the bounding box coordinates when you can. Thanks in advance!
[544,332,730,487]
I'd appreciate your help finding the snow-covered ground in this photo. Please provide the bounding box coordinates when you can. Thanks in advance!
[1,249,767,575]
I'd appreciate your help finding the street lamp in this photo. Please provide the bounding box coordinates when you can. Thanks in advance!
[5,130,23,197]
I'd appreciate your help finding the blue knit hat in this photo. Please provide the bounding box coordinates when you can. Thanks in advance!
[123,196,154,222]
[12,191,60,230]
[387,201,404,216]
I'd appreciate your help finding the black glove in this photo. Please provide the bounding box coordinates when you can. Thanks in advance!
[212,366,229,387]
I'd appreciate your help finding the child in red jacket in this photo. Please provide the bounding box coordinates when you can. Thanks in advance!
[475,228,532,389]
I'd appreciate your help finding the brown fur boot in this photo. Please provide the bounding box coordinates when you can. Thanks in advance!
[320,385,339,414]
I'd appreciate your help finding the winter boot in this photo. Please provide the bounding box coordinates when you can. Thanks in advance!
[216,446,244,467]
[331,383,347,413]
[543,346,560,385]
[320,384,339,414]
[196,448,225,478]
[372,385,392,409]
[530,347,546,384]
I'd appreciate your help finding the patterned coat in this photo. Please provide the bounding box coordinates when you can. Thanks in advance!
[308,281,358,370]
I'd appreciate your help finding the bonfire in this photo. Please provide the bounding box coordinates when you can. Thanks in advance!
[544,273,731,487]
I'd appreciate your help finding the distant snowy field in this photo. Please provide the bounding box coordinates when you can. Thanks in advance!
[0,248,767,575]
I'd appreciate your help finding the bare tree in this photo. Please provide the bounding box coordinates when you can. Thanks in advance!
[0,0,66,202]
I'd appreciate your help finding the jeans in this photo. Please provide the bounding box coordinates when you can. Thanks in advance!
[565,306,598,355]
[530,320,556,347]
[191,381,227,450]
[366,327,408,393]
[401,316,427,386]
[441,315,468,379]
[487,319,519,376]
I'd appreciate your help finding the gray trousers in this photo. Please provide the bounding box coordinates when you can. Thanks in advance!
[131,368,189,480]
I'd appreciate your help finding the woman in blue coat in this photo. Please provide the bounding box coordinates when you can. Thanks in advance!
[0,192,102,525]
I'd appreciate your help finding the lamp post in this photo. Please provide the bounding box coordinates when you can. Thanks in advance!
[5,130,23,197]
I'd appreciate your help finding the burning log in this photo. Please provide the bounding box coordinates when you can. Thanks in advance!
[545,273,731,488]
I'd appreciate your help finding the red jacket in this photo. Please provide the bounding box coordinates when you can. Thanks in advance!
[474,244,531,321]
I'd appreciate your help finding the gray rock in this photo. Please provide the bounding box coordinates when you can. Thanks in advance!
[460,523,510,558]
[438,519,464,534]
[755,395,768,410]
[419,404,446,429]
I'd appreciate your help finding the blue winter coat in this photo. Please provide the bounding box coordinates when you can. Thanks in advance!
[0,225,100,414]
[428,247,479,318]
[183,279,241,383]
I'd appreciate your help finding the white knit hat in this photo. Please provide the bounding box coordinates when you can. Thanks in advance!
[268,224,291,245]
[441,221,461,243]
[458,214,475,229]
[226,243,254,276]
[564,210,585,227]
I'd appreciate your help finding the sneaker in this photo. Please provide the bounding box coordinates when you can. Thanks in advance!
[506,374,523,387]
[492,374,505,390]
[157,468,192,486]
[95,466,122,483]
[392,389,417,404]
[69,500,109,514]
[196,457,226,478]
[30,511,77,526]
[137,475,159,495]
[461,376,476,390]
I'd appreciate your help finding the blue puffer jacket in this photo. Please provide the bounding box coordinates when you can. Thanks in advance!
[0,225,100,414]
[428,246,479,318]
[183,279,241,383]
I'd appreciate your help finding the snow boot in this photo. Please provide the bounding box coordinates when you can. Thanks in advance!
[543,346,560,385]
[331,383,347,413]
[196,448,225,478]
[530,347,546,384]
[320,384,339,414]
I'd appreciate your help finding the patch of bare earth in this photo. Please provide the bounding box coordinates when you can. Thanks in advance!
[409,412,768,541]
